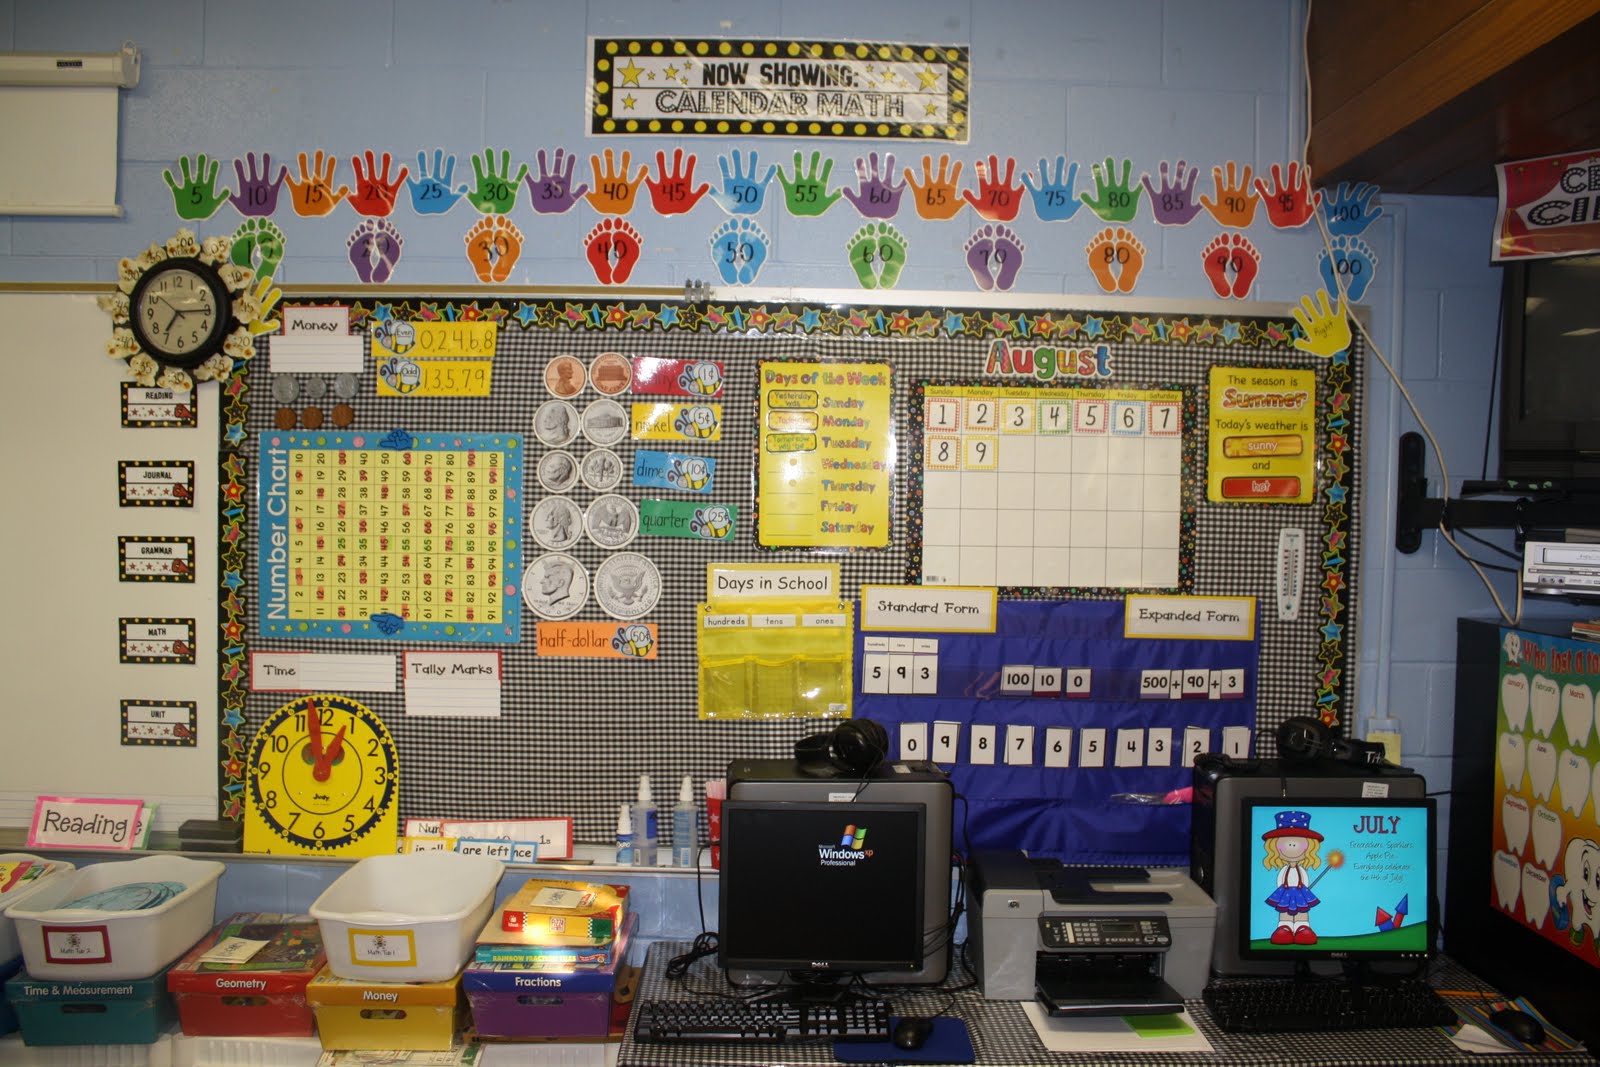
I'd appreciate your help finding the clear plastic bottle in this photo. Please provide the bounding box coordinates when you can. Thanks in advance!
[1365,713,1401,765]
[615,802,634,865]
[632,774,658,866]
[672,775,697,866]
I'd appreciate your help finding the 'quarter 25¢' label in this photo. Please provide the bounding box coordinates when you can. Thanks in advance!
[639,500,738,541]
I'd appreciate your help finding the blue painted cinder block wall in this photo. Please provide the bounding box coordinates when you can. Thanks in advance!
[2,0,1580,929]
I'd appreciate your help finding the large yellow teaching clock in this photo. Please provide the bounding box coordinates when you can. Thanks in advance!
[244,694,399,857]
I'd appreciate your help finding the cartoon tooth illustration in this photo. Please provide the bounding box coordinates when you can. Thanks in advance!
[1551,836,1600,951]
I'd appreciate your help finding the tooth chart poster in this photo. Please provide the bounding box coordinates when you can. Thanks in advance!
[1494,628,1600,967]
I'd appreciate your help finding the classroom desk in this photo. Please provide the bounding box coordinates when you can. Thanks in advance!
[618,942,1598,1067]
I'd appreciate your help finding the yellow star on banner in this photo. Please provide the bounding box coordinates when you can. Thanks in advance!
[925,102,939,117]
[918,67,940,89]
[663,64,679,80]
[618,59,645,87]
[622,94,638,110]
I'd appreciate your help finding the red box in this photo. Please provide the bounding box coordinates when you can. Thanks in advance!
[167,913,326,1037]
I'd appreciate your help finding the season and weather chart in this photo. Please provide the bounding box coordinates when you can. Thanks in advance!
[916,383,1185,591]
[257,429,523,643]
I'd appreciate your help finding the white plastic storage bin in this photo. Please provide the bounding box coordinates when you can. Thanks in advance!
[310,851,502,982]
[0,854,75,963]
[5,855,223,981]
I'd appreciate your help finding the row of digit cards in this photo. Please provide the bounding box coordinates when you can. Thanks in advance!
[862,640,1247,701]
[896,722,1252,767]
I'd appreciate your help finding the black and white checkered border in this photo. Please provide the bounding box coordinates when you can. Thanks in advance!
[240,310,1362,846]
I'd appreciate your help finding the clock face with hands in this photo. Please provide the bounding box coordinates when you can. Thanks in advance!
[243,693,400,857]
[128,258,232,370]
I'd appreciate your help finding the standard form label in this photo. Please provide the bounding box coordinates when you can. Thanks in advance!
[860,585,997,633]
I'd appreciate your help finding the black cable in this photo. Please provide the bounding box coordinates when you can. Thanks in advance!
[664,931,721,980]
[1456,526,1523,563]
[1482,283,1506,481]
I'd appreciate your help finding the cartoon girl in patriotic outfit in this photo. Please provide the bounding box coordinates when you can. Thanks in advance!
[1263,810,1323,945]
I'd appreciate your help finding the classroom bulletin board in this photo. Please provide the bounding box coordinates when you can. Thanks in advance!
[223,291,1362,865]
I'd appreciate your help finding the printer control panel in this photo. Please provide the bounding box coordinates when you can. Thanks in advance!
[1038,915,1171,950]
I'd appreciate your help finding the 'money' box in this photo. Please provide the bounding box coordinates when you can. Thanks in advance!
[306,967,463,1050]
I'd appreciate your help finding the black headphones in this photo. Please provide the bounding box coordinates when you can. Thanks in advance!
[794,718,889,777]
[1276,715,1389,767]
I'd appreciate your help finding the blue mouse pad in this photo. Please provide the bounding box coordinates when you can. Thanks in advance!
[834,1016,975,1064]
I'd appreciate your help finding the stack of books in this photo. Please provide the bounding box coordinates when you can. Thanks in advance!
[473,878,630,969]
[464,878,636,1042]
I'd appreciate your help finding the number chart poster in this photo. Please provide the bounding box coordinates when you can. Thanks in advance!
[222,297,1361,852]
[256,429,523,643]
[1493,628,1600,970]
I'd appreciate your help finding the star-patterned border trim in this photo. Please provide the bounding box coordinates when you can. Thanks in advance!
[212,296,1354,816]
[590,38,969,141]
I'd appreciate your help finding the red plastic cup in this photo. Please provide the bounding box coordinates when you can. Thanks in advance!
[707,795,723,869]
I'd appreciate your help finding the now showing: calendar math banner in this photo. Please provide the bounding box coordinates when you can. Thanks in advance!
[589,38,970,142]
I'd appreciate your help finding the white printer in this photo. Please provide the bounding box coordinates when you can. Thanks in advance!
[967,851,1216,1012]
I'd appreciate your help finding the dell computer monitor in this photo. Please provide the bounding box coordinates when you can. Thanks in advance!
[1239,797,1437,967]
[718,800,927,985]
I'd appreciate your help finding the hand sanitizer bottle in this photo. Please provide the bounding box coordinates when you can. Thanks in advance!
[673,775,698,867]
[615,802,634,865]
[632,774,658,866]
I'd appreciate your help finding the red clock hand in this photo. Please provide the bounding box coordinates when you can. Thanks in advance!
[312,725,347,782]
[306,699,325,760]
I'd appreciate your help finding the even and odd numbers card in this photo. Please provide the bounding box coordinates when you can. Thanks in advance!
[257,431,523,642]
[915,383,1188,592]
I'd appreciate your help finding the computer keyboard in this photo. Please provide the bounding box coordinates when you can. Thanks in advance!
[632,995,893,1043]
[1203,977,1459,1033]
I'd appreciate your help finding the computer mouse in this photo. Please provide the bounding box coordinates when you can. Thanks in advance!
[892,1016,935,1051]
[1488,1007,1546,1045]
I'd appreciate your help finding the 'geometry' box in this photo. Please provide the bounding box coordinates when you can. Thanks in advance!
[168,913,326,1036]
